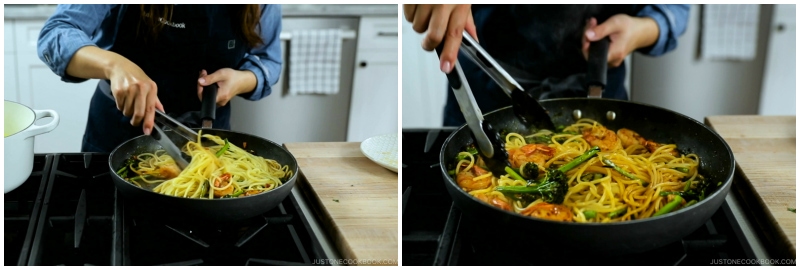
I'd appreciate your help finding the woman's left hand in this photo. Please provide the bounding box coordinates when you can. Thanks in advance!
[582,14,659,68]
[197,68,257,106]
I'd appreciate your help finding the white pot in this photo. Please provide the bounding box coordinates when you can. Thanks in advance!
[4,101,59,193]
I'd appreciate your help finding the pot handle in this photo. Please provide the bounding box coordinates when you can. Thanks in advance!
[19,109,60,138]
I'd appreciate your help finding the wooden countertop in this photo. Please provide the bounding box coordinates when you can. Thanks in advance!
[284,142,398,266]
[705,115,796,259]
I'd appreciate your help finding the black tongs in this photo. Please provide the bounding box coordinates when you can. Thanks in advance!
[457,32,556,131]
[436,31,555,175]
[435,35,513,176]
[151,111,196,170]
[149,83,219,170]
[436,31,610,176]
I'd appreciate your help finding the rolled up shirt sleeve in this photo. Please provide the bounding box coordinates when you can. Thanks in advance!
[238,4,283,101]
[636,4,690,57]
[37,4,116,83]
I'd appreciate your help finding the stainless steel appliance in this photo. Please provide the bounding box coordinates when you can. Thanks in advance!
[230,17,359,145]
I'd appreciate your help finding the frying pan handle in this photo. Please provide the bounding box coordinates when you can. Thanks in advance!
[586,37,610,98]
[201,83,218,122]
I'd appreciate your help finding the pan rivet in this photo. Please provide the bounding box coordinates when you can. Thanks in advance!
[606,111,616,121]
[572,109,582,120]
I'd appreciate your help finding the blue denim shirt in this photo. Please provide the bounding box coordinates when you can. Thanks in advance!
[636,4,689,56]
[36,4,282,101]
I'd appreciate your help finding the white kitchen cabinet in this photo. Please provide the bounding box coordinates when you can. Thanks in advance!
[5,20,18,102]
[758,4,795,115]
[400,19,448,129]
[4,20,13,53]
[16,47,98,154]
[348,51,398,142]
[6,53,18,102]
[10,19,97,153]
[347,16,398,142]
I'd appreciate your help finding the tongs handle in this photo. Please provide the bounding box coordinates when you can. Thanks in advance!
[435,43,510,176]
[458,31,525,96]
[457,30,556,130]
[155,110,199,142]
[434,46,494,158]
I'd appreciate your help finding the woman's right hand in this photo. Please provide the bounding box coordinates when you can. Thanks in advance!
[403,4,477,74]
[106,59,164,135]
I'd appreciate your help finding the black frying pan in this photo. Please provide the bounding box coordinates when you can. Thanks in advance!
[108,84,298,223]
[439,98,735,255]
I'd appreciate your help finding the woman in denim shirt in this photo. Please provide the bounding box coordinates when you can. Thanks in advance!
[37,4,282,152]
[404,4,689,126]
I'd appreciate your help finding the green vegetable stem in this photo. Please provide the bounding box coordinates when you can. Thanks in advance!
[653,195,683,217]
[602,158,648,187]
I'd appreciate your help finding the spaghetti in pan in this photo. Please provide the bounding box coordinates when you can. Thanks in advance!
[448,118,719,223]
[115,131,292,199]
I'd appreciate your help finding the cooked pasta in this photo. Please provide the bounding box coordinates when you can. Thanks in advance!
[451,118,714,223]
[118,132,292,199]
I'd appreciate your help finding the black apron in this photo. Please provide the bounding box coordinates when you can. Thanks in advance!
[443,4,642,126]
[82,5,248,152]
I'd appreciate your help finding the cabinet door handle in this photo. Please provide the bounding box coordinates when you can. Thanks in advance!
[377,31,398,37]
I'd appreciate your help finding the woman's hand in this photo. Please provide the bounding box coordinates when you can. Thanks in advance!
[403,4,477,74]
[65,46,163,135]
[106,58,164,135]
[582,14,659,67]
[196,68,257,107]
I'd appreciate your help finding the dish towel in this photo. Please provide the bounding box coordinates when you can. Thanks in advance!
[701,4,760,61]
[289,29,343,95]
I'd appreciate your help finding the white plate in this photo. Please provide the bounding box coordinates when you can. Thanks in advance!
[360,133,398,173]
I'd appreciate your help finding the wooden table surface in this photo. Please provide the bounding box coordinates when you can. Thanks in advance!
[705,115,796,259]
[284,142,398,265]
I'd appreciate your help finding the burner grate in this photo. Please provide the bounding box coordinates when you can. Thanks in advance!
[4,155,52,266]
[28,154,115,266]
[122,194,326,266]
[16,153,329,266]
[123,198,319,265]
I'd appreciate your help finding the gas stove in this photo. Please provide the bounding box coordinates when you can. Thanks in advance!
[5,153,332,266]
[401,128,773,266]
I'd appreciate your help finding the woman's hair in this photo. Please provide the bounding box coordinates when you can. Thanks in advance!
[137,4,263,48]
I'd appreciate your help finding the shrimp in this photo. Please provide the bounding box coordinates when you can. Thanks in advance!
[507,144,556,168]
[617,128,678,156]
[582,125,618,151]
[244,190,263,196]
[154,163,180,179]
[521,202,573,221]
[617,128,646,148]
[213,173,234,197]
[456,165,493,192]
[643,141,678,156]
[475,193,512,211]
